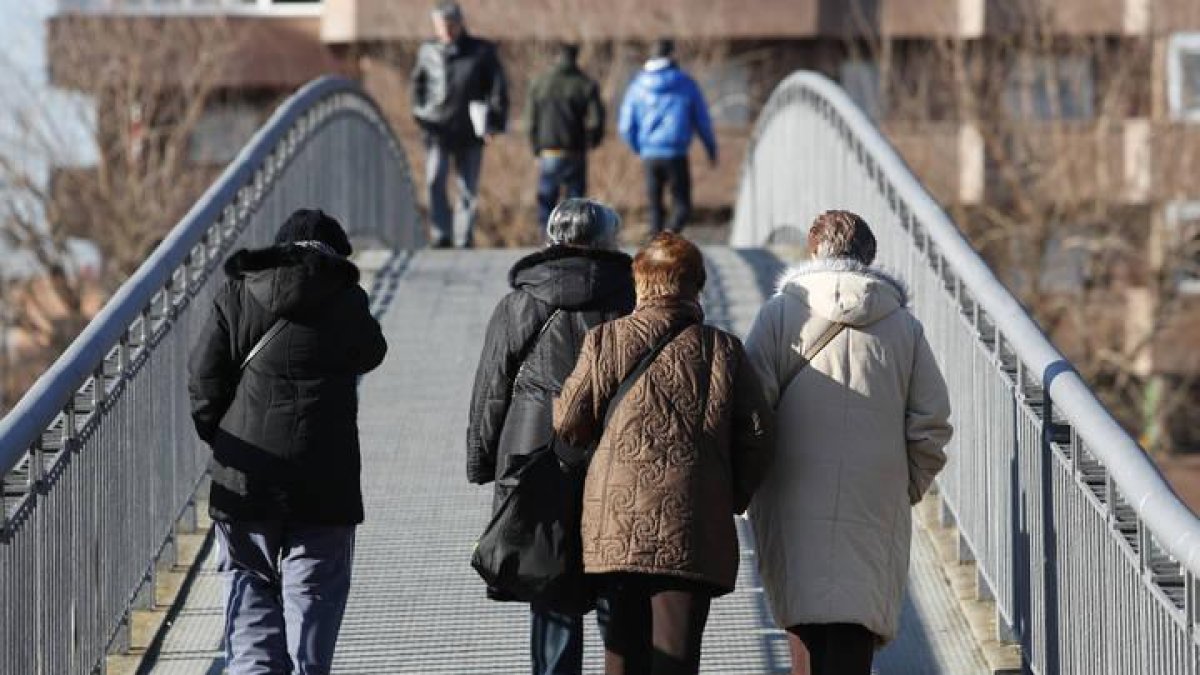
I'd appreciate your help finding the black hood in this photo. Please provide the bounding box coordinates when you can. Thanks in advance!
[509,245,634,310]
[224,245,360,316]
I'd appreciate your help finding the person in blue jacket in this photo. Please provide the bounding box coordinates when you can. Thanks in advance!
[619,39,718,236]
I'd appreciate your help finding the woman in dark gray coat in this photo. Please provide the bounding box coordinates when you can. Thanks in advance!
[189,209,386,675]
[467,198,634,675]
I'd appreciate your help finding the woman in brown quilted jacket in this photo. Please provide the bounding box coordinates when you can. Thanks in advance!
[553,232,775,675]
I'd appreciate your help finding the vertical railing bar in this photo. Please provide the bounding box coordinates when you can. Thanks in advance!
[92,365,105,411]
[62,399,76,451]
[0,80,420,675]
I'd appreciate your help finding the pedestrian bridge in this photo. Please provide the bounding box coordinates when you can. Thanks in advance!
[2,74,1198,675]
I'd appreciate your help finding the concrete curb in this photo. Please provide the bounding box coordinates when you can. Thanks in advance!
[914,491,1024,675]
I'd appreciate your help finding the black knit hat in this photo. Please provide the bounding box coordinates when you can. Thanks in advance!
[433,1,463,21]
[274,209,352,256]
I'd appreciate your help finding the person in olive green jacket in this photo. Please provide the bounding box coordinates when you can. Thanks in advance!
[525,42,606,231]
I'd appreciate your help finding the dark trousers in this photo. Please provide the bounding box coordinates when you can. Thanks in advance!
[786,623,875,675]
[536,154,587,232]
[598,576,712,675]
[643,157,692,235]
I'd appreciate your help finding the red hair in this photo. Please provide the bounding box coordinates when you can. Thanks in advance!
[632,233,706,301]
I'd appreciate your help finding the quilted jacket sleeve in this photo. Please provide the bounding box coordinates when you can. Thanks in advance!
[905,320,952,504]
[466,293,528,484]
[728,340,776,513]
[553,327,602,449]
[188,283,238,445]
[345,287,387,375]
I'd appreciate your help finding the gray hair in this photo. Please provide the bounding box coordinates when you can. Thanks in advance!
[546,198,621,248]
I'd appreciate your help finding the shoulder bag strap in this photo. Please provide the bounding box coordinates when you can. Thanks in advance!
[602,322,688,428]
[241,319,288,371]
[777,320,847,405]
[514,309,562,383]
[554,322,687,470]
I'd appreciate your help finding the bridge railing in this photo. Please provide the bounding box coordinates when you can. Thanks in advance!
[0,76,420,675]
[733,71,1200,674]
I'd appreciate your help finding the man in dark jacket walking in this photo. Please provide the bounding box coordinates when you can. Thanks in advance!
[188,209,387,675]
[619,39,717,235]
[411,1,509,249]
[525,42,606,232]
[467,199,635,675]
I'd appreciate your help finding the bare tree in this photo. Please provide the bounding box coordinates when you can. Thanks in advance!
[862,4,1200,453]
[0,14,241,411]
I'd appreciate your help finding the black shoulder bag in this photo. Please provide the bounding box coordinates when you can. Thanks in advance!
[471,322,686,612]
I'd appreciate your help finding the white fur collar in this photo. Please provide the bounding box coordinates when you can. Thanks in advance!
[776,257,909,306]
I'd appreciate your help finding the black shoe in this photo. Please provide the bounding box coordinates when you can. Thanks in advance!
[430,238,452,249]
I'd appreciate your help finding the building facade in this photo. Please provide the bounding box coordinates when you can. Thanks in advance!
[43,0,1200,457]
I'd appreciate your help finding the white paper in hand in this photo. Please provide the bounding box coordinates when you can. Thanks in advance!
[468,101,489,139]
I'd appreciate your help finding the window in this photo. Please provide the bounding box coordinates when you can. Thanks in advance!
[64,0,322,13]
[1004,55,1094,121]
[700,61,750,127]
[188,102,262,165]
[1037,234,1090,293]
[839,59,881,120]
[249,0,322,13]
[1168,34,1200,122]
[1165,201,1200,294]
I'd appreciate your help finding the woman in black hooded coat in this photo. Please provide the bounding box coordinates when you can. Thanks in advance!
[467,198,635,675]
[188,209,386,674]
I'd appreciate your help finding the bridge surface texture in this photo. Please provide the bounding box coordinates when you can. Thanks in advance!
[142,247,988,674]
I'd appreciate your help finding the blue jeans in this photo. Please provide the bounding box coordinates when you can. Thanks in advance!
[531,598,611,675]
[217,521,356,675]
[426,141,484,247]
[536,154,587,233]
[531,607,583,675]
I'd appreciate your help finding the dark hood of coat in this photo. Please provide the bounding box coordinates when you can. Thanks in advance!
[508,245,633,310]
[224,245,360,316]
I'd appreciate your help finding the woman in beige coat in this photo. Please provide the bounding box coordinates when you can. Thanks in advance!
[744,210,952,675]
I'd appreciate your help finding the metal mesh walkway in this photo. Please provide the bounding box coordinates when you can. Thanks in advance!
[143,247,988,674]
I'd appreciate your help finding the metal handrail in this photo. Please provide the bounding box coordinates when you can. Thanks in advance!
[735,69,1200,574]
[732,71,1200,673]
[0,75,409,475]
[0,75,419,675]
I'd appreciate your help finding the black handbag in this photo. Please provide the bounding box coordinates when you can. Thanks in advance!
[471,321,686,611]
[471,445,589,611]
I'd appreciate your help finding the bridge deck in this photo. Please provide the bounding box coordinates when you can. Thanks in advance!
[142,248,988,674]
